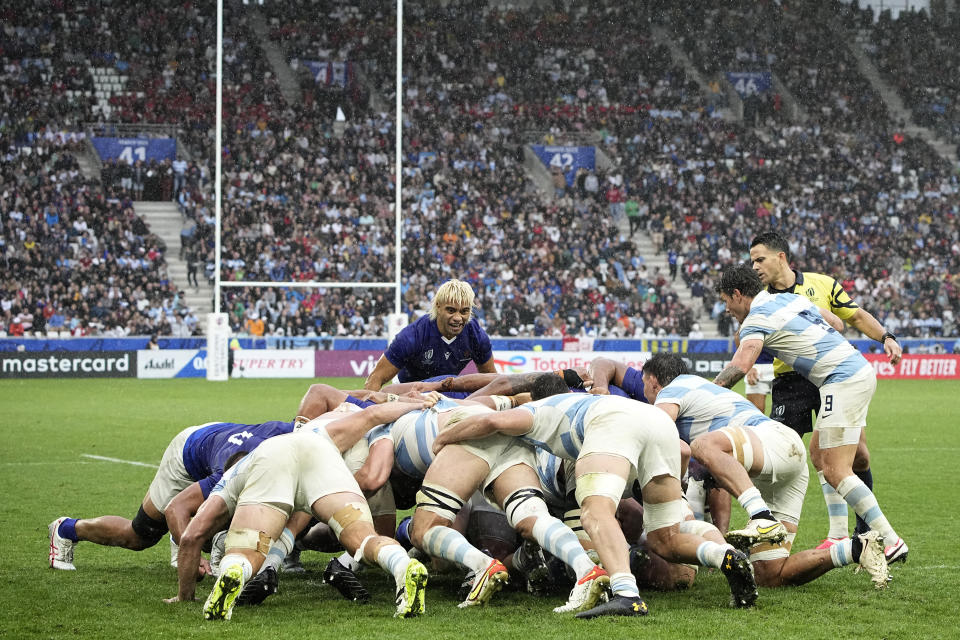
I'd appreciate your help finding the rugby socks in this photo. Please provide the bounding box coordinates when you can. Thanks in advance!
[532,517,595,580]
[395,516,413,549]
[737,487,777,522]
[376,543,411,584]
[836,475,897,542]
[610,571,641,598]
[261,528,295,573]
[819,470,850,539]
[853,467,874,535]
[829,538,856,567]
[420,525,490,573]
[219,553,254,581]
[58,518,79,542]
[695,541,730,569]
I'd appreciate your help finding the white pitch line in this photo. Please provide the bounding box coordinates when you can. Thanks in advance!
[870,447,960,452]
[81,454,159,469]
[0,461,92,466]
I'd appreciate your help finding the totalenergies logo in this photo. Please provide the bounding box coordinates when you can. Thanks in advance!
[494,355,527,373]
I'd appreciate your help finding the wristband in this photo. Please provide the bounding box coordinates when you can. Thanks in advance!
[879,331,897,344]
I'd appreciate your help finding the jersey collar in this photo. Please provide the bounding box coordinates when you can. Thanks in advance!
[767,269,804,294]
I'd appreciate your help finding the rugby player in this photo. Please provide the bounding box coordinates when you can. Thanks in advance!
[642,353,889,589]
[166,400,435,620]
[432,375,759,617]
[750,231,901,547]
[48,419,297,572]
[407,404,611,613]
[364,279,495,390]
[714,264,908,566]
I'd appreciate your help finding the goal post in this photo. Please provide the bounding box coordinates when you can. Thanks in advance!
[206,312,230,381]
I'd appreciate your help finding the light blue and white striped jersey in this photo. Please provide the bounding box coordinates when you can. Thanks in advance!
[367,397,462,479]
[740,291,868,386]
[655,374,776,443]
[519,393,643,460]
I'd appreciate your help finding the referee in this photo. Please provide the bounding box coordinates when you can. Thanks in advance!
[748,232,902,547]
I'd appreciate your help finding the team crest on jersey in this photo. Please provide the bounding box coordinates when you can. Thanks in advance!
[421,349,434,365]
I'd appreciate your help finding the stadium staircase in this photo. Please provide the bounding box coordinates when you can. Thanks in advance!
[249,10,302,107]
[615,217,720,339]
[847,31,959,166]
[649,25,741,122]
[134,201,213,316]
[521,136,719,337]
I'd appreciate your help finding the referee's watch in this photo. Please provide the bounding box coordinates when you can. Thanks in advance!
[879,331,897,344]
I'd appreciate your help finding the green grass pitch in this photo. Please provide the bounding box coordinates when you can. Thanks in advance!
[2,377,958,639]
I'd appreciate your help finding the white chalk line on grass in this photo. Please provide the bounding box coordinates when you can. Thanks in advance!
[80,454,159,469]
[0,461,92,466]
[870,447,960,452]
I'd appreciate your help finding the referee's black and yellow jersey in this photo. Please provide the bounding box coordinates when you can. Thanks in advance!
[767,269,859,376]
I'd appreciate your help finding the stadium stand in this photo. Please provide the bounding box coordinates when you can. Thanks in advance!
[2,0,958,339]
[865,6,960,145]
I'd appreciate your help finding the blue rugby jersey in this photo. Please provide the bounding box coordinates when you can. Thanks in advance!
[384,314,493,383]
[182,420,295,497]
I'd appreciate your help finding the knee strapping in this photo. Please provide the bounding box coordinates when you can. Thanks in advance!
[502,487,548,529]
[720,427,754,471]
[328,501,373,539]
[224,528,273,556]
[677,519,719,538]
[131,505,167,546]
[415,483,465,521]
[642,499,684,532]
[574,472,626,507]
[354,534,377,564]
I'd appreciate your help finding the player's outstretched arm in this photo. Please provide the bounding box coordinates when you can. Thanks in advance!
[363,355,400,390]
[588,357,624,394]
[475,355,497,374]
[714,339,763,388]
[296,383,349,420]
[326,399,434,452]
[466,372,542,398]
[846,308,903,365]
[353,439,395,494]
[432,408,533,453]
[164,483,205,545]
[165,496,230,603]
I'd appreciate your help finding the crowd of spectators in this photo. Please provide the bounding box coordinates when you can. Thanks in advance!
[0,133,198,337]
[3,0,959,340]
[667,0,890,132]
[865,6,960,145]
